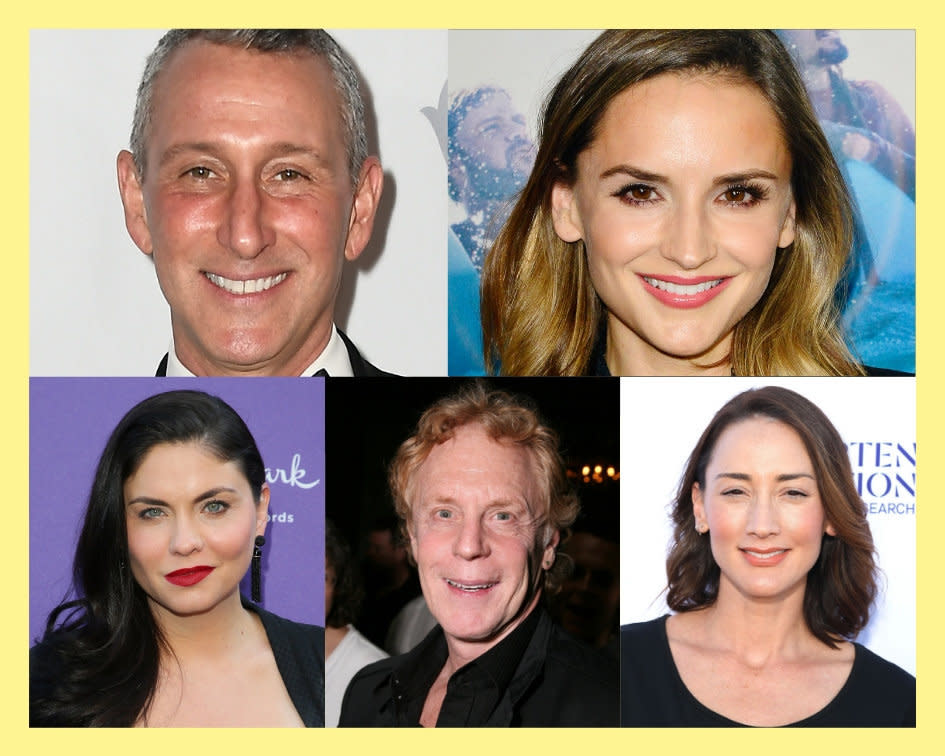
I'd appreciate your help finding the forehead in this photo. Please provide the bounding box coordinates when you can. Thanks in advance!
[126,441,242,490]
[586,71,790,176]
[145,40,344,158]
[708,417,813,471]
[411,424,541,509]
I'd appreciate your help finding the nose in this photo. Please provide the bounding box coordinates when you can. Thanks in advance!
[746,496,781,538]
[661,201,716,269]
[217,176,275,259]
[453,517,490,560]
[169,515,204,556]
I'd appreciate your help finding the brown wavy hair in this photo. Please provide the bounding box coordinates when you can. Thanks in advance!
[481,30,862,376]
[665,386,877,647]
[388,382,579,592]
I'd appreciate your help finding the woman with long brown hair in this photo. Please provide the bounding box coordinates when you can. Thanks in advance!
[482,30,866,376]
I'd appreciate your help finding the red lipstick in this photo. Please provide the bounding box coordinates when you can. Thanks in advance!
[165,566,214,586]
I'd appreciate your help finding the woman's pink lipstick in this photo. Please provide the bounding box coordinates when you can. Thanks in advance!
[165,566,214,586]
[639,274,731,309]
[740,548,788,567]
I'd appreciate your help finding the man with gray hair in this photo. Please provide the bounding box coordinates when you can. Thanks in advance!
[117,30,390,376]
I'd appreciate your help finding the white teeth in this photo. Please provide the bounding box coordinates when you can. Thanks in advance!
[643,276,723,295]
[744,549,786,559]
[205,272,287,295]
[446,579,495,591]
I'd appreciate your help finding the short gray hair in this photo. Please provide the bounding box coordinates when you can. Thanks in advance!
[129,29,367,186]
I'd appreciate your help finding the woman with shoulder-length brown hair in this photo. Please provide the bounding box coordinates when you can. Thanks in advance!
[620,386,914,726]
[482,30,865,376]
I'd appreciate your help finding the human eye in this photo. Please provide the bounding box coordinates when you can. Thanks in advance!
[137,506,166,520]
[202,499,230,515]
[433,508,453,520]
[717,182,769,207]
[274,168,307,182]
[720,486,747,497]
[783,488,810,499]
[614,183,660,207]
[182,166,215,180]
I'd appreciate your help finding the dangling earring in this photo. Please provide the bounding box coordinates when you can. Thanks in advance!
[251,535,266,603]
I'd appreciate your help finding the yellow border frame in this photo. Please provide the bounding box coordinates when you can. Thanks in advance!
[12,5,934,753]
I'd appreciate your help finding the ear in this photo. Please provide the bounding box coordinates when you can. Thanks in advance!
[540,526,560,570]
[116,150,154,256]
[344,157,384,262]
[405,519,418,563]
[550,180,584,243]
[824,520,837,537]
[255,484,270,538]
[778,197,797,249]
[691,482,706,532]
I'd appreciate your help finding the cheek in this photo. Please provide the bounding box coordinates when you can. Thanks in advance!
[791,507,829,544]
[146,190,217,245]
[125,524,165,580]
[280,198,349,258]
[410,526,444,568]
[705,505,743,543]
[723,218,781,273]
[205,517,257,561]
[582,206,653,275]
[504,536,539,577]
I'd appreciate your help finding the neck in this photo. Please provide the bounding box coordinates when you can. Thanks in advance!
[699,579,816,665]
[442,590,541,674]
[605,316,732,376]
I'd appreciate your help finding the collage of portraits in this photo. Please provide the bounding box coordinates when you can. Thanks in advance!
[29,29,915,729]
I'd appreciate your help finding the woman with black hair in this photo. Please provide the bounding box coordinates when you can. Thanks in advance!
[30,390,324,727]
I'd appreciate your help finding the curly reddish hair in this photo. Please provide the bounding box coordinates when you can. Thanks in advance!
[388,382,579,592]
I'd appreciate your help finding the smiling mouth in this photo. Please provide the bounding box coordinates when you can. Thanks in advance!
[741,549,787,560]
[642,276,725,295]
[445,578,497,592]
[204,272,288,295]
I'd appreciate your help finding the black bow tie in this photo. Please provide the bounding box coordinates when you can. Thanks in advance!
[314,368,329,377]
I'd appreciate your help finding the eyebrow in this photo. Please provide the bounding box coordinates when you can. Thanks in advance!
[126,486,239,507]
[423,495,529,510]
[599,164,781,184]
[714,472,815,482]
[599,164,667,183]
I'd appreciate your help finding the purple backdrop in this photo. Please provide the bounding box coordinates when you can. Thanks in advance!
[29,377,325,643]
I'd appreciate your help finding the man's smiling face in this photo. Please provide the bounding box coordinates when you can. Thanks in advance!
[118,40,380,375]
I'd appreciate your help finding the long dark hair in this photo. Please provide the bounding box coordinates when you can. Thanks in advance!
[665,386,876,647]
[30,390,265,726]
